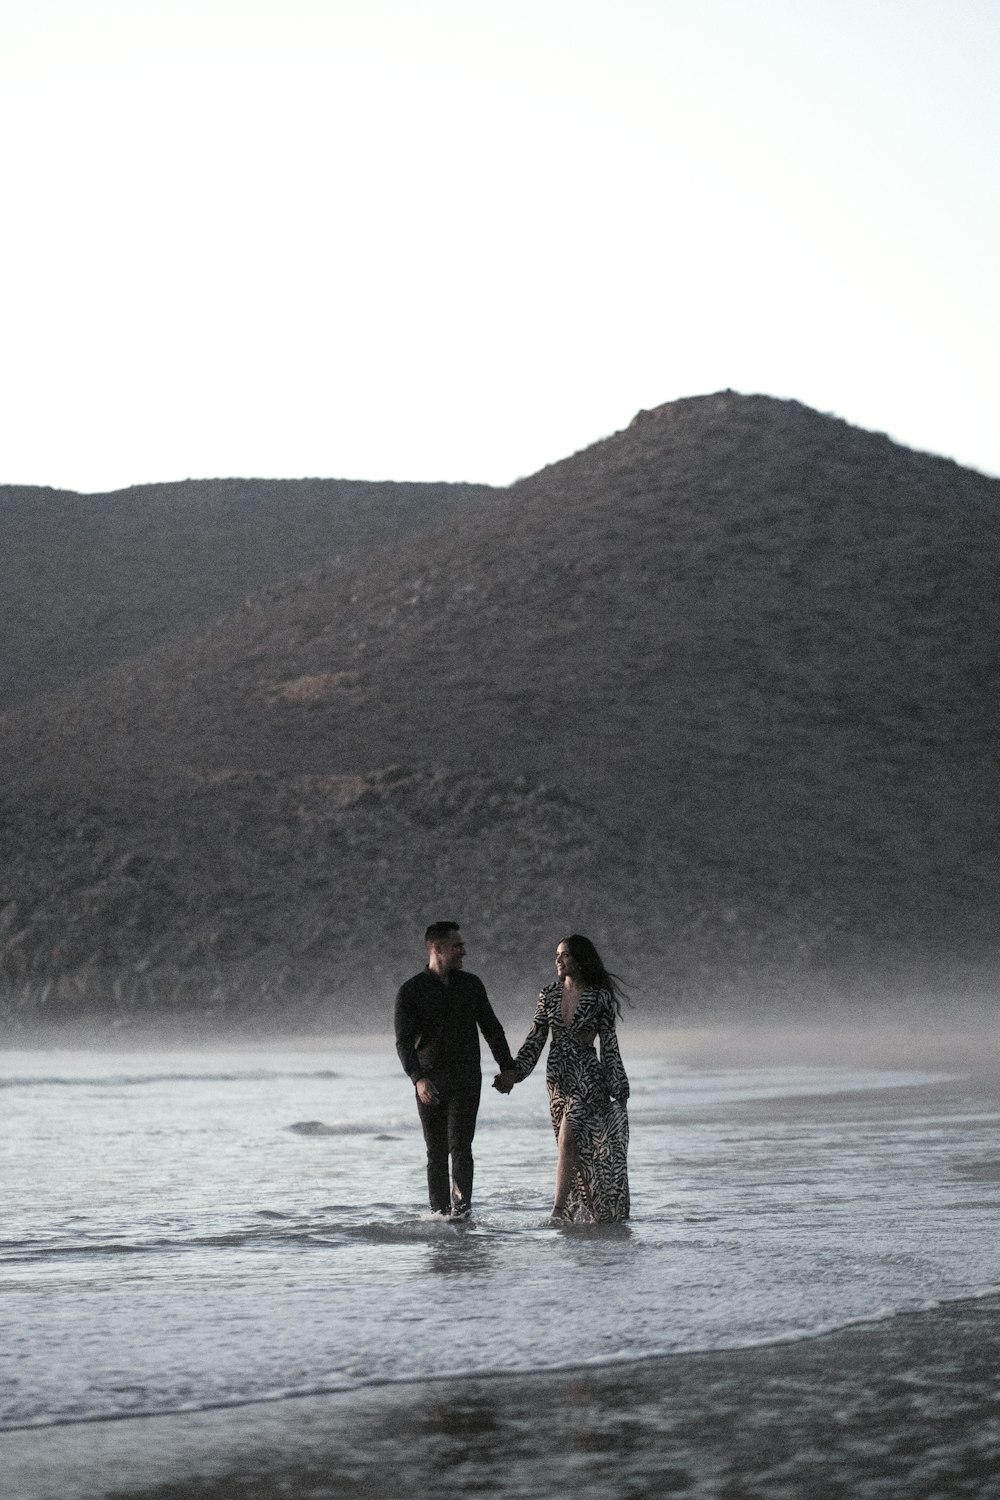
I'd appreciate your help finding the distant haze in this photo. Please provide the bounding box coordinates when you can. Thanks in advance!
[2,393,999,1032]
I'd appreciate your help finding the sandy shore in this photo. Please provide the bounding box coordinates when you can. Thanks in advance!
[5,1294,1000,1500]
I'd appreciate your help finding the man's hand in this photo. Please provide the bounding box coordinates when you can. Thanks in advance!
[415,1078,439,1105]
[492,1070,516,1095]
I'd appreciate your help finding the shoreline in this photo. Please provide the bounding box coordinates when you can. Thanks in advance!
[6,1295,1000,1500]
[7,1284,999,1439]
[7,1014,1000,1071]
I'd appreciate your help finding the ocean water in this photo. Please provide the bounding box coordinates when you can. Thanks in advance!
[3,1032,1000,1436]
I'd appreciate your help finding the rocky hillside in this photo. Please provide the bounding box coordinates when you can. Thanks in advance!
[3,393,999,1031]
[0,476,496,712]
[0,767,661,1030]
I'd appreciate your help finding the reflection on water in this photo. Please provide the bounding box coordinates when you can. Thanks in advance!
[425,1226,496,1279]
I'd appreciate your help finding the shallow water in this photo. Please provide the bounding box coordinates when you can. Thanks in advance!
[3,1034,999,1433]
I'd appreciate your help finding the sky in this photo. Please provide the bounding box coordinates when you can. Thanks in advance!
[1,0,998,492]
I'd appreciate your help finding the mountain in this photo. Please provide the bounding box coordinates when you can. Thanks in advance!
[3,392,999,1032]
[0,476,497,712]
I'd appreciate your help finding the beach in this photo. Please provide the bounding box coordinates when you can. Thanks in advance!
[5,1294,1000,1499]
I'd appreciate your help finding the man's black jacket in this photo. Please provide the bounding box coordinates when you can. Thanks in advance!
[394,967,515,1090]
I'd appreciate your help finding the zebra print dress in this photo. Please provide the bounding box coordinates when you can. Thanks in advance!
[512,981,630,1223]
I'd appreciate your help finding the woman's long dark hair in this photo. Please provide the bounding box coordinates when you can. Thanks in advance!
[562,933,631,1018]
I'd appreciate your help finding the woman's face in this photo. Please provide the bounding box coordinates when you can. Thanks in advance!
[555,942,579,982]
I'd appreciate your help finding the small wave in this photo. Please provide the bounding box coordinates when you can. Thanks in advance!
[0,1224,330,1263]
[288,1120,378,1136]
[0,1376,366,1433]
[0,1209,459,1263]
[331,1219,467,1244]
[0,1070,341,1090]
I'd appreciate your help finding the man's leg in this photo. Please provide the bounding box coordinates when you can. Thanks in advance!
[447,1084,482,1215]
[416,1092,451,1213]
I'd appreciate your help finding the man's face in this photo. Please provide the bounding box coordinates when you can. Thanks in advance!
[433,930,466,972]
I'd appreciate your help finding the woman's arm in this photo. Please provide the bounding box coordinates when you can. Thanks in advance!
[511,990,551,1082]
[598,995,629,1101]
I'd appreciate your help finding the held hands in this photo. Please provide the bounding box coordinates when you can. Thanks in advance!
[492,1070,516,1095]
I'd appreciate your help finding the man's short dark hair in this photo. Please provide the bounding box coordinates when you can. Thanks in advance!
[425,921,460,947]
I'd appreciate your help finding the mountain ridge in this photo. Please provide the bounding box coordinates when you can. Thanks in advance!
[4,392,999,1031]
[0,475,499,713]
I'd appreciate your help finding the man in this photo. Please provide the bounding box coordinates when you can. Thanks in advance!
[394,921,515,1220]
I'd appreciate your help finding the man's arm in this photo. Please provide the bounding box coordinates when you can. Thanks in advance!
[394,983,424,1084]
[395,986,439,1103]
[475,983,515,1073]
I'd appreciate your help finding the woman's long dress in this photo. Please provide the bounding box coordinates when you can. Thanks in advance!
[513,982,630,1223]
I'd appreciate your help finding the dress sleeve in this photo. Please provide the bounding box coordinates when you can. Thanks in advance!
[598,993,629,1101]
[512,990,551,1082]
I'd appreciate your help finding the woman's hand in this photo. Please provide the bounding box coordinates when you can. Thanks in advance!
[493,1070,516,1094]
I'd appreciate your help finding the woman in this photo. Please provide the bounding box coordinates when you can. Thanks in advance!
[496,934,630,1223]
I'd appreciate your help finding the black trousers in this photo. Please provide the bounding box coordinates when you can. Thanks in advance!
[416,1081,482,1213]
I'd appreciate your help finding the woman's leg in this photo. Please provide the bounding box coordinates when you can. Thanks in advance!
[552,1112,583,1218]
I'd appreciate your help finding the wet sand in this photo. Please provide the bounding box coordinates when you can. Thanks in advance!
[6,1294,1000,1500]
